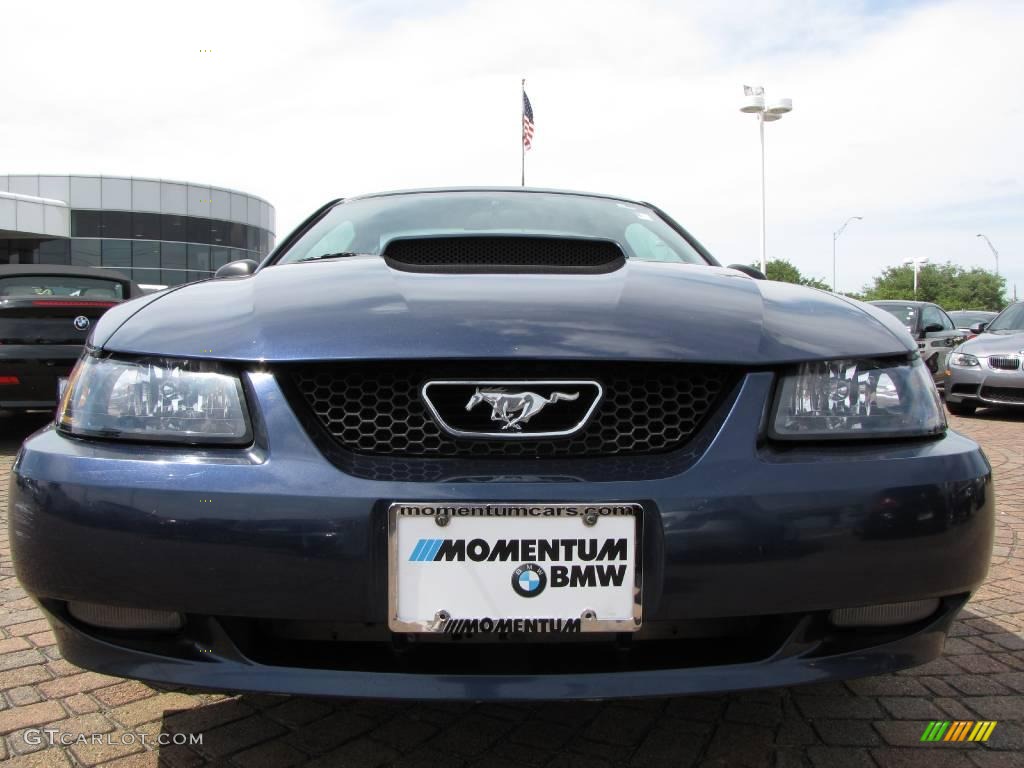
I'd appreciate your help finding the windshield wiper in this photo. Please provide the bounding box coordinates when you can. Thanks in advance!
[295,252,371,263]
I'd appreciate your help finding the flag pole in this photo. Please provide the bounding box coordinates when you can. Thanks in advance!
[520,78,526,187]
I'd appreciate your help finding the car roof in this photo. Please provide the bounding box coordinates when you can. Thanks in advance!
[870,300,932,308]
[344,186,653,207]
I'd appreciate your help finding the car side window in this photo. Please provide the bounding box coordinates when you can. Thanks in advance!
[623,223,685,262]
[300,221,356,260]
[921,305,943,331]
[939,310,955,331]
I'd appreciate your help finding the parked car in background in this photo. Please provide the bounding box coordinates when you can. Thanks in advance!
[0,265,140,412]
[10,188,992,700]
[945,301,1024,415]
[868,300,964,387]
[948,310,998,340]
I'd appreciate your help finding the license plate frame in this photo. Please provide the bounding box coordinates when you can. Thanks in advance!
[387,502,643,634]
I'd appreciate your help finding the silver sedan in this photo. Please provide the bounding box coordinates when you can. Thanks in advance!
[945,301,1024,415]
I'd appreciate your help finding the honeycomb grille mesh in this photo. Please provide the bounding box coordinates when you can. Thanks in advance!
[382,236,624,272]
[288,362,734,457]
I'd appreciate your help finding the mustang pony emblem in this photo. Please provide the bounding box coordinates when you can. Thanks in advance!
[465,388,579,431]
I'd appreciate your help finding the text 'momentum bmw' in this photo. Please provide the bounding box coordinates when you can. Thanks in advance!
[10,189,993,700]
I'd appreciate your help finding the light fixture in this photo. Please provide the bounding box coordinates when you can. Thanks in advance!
[766,98,793,115]
[739,86,794,274]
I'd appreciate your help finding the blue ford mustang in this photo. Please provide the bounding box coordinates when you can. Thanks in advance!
[9,189,993,700]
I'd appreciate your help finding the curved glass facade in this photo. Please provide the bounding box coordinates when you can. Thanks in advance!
[0,175,275,287]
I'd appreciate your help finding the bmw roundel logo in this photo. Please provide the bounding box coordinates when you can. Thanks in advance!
[511,563,547,598]
[73,315,90,331]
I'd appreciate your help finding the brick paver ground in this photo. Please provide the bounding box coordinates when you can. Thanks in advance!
[1,408,1021,767]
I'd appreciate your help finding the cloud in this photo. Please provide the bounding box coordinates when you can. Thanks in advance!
[1,0,1020,296]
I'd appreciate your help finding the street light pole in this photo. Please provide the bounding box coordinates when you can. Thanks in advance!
[759,115,766,276]
[976,233,999,277]
[740,86,793,275]
[903,257,928,299]
[832,216,863,294]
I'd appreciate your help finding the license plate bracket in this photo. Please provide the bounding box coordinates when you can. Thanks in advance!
[387,502,643,634]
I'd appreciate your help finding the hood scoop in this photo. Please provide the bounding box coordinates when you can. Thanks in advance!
[382,235,626,274]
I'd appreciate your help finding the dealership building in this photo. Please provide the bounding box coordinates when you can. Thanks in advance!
[0,174,275,287]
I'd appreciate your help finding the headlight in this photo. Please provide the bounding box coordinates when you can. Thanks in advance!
[949,352,980,367]
[58,356,252,445]
[771,356,945,440]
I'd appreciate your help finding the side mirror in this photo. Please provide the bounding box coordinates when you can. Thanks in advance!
[214,259,258,279]
[922,323,944,334]
[969,321,988,334]
[727,264,766,280]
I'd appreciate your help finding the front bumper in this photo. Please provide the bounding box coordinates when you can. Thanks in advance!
[946,364,1024,406]
[9,371,995,698]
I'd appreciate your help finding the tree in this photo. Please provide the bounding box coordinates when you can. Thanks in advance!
[860,263,1006,311]
[753,259,831,291]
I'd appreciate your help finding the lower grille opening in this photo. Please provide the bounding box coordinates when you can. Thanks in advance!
[950,384,978,396]
[54,597,964,678]
[980,386,1024,404]
[223,617,796,675]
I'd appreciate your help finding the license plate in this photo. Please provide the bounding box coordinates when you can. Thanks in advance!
[388,502,642,634]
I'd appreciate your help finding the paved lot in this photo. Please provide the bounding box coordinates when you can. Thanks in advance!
[1,410,1022,768]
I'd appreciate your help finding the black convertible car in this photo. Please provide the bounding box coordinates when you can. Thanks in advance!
[0,264,139,412]
[10,189,993,700]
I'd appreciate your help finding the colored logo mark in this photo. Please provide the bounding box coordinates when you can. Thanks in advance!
[409,539,444,562]
[519,570,541,592]
[920,721,997,742]
[511,563,547,598]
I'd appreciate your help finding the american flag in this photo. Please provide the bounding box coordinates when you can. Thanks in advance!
[522,90,535,150]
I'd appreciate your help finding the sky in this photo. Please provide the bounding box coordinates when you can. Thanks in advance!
[2,0,1021,298]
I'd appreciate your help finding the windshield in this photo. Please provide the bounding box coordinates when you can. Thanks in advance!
[874,303,918,330]
[986,303,1024,334]
[0,275,124,300]
[275,192,708,266]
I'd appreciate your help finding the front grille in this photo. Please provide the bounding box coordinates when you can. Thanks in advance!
[989,356,1021,371]
[979,386,1024,404]
[287,361,735,457]
[382,236,625,274]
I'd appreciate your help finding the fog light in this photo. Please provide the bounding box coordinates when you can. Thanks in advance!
[829,599,939,628]
[68,601,183,631]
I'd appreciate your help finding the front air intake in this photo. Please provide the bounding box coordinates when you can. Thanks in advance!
[68,601,183,632]
[382,235,626,274]
[829,599,939,628]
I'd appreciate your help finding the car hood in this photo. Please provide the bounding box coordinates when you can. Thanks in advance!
[96,258,913,364]
[958,330,1024,356]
